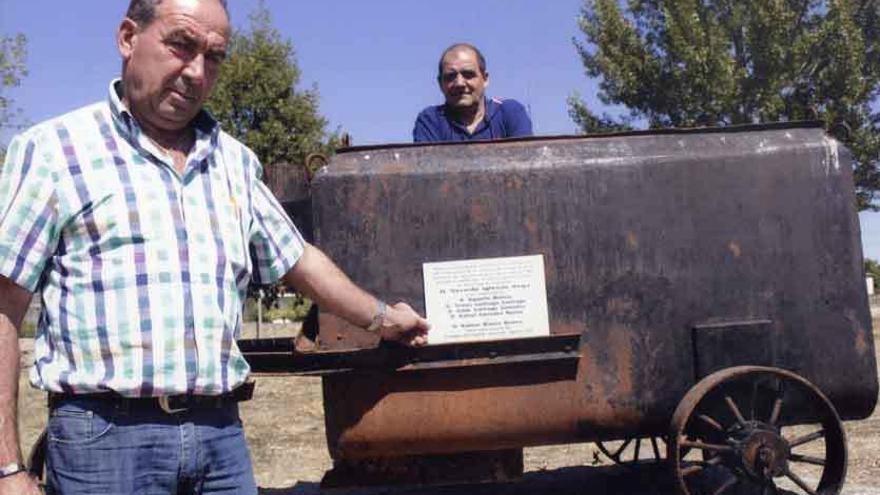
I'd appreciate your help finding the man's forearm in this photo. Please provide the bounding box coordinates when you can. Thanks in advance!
[0,314,23,466]
[281,243,429,346]
[0,277,33,468]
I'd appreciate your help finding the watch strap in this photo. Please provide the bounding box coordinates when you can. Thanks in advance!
[365,300,386,333]
[0,461,25,479]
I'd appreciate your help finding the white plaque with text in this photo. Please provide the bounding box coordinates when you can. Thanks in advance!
[423,254,550,344]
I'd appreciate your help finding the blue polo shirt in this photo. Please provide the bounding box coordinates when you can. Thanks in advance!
[413,96,533,142]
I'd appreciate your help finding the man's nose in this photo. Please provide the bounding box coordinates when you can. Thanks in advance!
[182,53,206,86]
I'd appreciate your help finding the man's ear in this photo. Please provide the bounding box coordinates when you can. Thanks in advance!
[483,71,490,88]
[117,18,138,61]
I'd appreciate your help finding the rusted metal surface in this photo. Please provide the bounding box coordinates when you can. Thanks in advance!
[239,334,579,374]
[322,358,584,458]
[244,123,878,466]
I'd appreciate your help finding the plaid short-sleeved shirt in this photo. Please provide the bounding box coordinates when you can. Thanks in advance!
[0,80,304,397]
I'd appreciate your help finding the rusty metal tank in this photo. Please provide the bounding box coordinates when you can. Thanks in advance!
[242,122,878,493]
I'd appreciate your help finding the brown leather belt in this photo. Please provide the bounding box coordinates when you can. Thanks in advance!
[48,381,255,414]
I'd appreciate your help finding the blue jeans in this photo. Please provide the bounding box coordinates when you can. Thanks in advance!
[45,395,258,495]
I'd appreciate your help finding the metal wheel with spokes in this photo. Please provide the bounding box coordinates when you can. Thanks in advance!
[669,366,846,495]
[595,436,666,467]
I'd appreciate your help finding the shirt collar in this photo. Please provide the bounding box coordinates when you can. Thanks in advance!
[484,96,502,120]
[443,96,499,134]
[107,78,221,169]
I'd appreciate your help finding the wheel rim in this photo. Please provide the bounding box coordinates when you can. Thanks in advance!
[668,366,847,495]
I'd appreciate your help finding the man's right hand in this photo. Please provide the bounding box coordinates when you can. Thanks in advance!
[378,302,430,346]
[0,471,42,495]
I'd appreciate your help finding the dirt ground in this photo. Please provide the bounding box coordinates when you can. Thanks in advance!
[15,324,880,494]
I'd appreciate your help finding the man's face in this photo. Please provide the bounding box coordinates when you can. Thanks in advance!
[117,0,229,132]
[438,48,488,110]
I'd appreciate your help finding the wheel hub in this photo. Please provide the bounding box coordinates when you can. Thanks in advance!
[737,425,788,479]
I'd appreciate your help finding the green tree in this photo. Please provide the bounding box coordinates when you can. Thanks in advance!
[1,33,28,160]
[571,0,880,209]
[206,4,337,174]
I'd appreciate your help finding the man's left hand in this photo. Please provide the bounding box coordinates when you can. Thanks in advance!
[378,302,430,346]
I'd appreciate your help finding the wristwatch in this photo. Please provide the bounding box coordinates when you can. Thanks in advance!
[0,461,25,479]
[365,300,387,333]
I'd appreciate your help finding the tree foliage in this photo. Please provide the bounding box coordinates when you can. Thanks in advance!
[1,33,28,160]
[571,0,880,209]
[206,4,337,173]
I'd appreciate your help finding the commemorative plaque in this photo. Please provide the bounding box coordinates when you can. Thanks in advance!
[423,254,550,344]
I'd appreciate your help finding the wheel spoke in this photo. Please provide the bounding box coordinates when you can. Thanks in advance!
[612,438,633,459]
[680,438,734,453]
[787,429,824,448]
[784,467,818,495]
[698,413,725,432]
[650,436,661,459]
[789,453,826,466]
[769,396,783,425]
[679,454,722,476]
[711,474,739,495]
[633,437,642,461]
[681,464,702,477]
[725,395,747,426]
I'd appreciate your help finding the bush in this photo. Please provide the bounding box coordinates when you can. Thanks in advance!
[244,291,312,322]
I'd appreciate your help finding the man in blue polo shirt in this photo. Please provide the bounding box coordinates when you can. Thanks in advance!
[413,43,533,142]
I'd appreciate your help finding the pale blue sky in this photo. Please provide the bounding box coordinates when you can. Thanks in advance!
[0,0,596,145]
[2,0,879,260]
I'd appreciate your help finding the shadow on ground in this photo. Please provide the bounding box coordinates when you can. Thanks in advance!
[259,463,674,495]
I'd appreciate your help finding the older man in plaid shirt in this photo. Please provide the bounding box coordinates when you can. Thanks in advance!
[0,0,428,493]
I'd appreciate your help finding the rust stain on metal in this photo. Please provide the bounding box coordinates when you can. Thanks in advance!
[576,327,642,429]
[605,297,637,319]
[505,174,525,191]
[626,231,638,249]
[854,322,868,356]
[524,215,539,238]
[552,320,586,336]
[728,241,742,258]
[608,326,635,397]
[469,194,496,225]
[438,179,454,197]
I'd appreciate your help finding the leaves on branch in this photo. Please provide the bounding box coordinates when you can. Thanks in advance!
[571,0,880,210]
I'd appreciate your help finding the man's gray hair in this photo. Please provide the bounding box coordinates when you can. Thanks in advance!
[125,0,229,26]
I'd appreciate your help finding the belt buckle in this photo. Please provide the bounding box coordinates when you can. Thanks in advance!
[158,396,187,414]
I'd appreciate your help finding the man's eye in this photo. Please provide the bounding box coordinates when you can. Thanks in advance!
[168,38,195,52]
[207,52,226,64]
[442,71,479,83]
